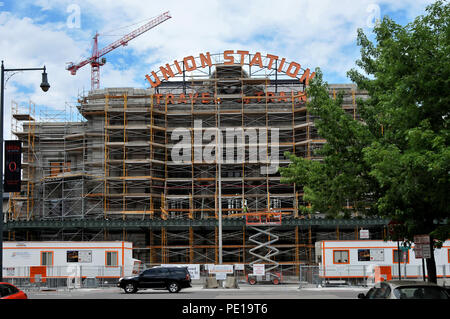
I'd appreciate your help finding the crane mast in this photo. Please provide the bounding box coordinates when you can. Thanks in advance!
[66,11,171,90]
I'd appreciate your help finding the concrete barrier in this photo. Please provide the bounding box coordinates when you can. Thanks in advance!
[224,276,239,289]
[203,277,219,288]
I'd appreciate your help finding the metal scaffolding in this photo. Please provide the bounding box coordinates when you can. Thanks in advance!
[5,55,383,269]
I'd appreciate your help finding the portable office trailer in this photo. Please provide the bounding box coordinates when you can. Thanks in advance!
[2,241,142,286]
[315,240,450,285]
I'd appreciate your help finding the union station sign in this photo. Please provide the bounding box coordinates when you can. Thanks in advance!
[145,50,315,88]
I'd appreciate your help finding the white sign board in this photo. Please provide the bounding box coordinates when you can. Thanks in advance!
[414,246,431,259]
[370,249,385,261]
[161,264,200,280]
[204,264,214,271]
[252,264,265,276]
[414,235,432,259]
[234,264,245,271]
[208,265,234,274]
[360,229,370,239]
[78,251,92,263]
[215,272,227,280]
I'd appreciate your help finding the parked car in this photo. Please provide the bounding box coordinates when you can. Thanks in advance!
[0,282,28,299]
[358,280,450,299]
[117,266,191,293]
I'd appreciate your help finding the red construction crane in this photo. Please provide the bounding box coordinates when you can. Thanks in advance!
[66,11,171,90]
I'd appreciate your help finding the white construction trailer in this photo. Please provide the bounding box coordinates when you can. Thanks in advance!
[2,241,142,287]
[315,240,450,285]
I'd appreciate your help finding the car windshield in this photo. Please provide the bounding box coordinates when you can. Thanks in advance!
[365,283,391,299]
[393,286,449,299]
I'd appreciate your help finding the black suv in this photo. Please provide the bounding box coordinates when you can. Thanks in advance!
[117,266,192,293]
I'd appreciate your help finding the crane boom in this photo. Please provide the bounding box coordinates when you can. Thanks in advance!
[97,11,171,59]
[66,11,171,90]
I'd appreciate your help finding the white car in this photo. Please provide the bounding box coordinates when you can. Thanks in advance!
[358,280,450,299]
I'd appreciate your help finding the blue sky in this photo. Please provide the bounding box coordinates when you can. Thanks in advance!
[0,0,435,138]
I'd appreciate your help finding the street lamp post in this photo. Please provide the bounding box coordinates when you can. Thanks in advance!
[0,61,50,281]
[216,97,223,265]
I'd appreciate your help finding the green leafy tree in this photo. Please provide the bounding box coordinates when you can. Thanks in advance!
[280,70,379,219]
[281,1,449,283]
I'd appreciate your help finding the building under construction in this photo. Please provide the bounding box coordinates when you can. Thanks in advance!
[4,53,388,271]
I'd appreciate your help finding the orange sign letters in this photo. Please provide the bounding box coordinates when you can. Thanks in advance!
[145,50,315,88]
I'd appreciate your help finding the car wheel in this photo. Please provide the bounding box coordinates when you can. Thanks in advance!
[124,283,137,294]
[248,278,257,285]
[272,278,280,285]
[168,282,180,293]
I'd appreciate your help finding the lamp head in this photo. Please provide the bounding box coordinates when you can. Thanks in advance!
[40,66,50,92]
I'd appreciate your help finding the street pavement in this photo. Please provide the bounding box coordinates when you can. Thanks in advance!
[26,283,368,299]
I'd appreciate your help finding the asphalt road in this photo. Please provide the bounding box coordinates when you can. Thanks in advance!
[9,284,430,319]
[26,283,368,299]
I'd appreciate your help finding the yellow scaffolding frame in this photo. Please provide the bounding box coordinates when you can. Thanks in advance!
[8,65,364,266]
[9,100,36,221]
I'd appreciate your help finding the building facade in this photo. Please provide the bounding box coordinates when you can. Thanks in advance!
[5,53,388,268]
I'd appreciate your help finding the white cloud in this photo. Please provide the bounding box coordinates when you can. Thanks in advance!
[0,0,436,140]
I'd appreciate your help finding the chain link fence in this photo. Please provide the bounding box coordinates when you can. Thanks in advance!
[2,265,137,291]
[299,264,450,287]
[3,263,449,291]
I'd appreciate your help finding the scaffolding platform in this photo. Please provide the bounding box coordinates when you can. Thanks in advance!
[5,60,371,266]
